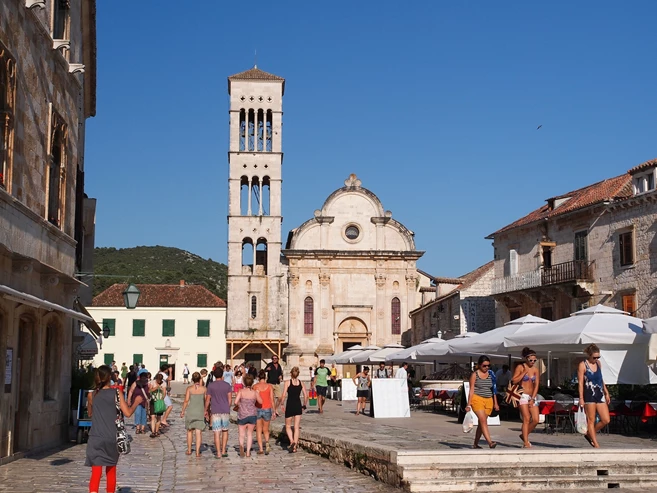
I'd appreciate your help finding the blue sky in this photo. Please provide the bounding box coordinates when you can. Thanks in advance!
[86,1,657,276]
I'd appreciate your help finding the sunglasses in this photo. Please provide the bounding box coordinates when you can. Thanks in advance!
[480,365,490,368]
[527,359,537,363]
[592,356,600,360]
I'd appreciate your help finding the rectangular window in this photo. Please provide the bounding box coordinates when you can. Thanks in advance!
[197,353,207,368]
[104,353,114,366]
[162,319,175,337]
[133,354,143,365]
[0,45,16,192]
[574,231,588,262]
[622,293,637,315]
[540,306,554,321]
[197,320,210,337]
[53,0,70,40]
[619,231,634,267]
[103,318,116,337]
[132,319,145,337]
[648,174,655,191]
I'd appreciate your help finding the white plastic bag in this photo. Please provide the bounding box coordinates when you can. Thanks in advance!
[462,410,476,433]
[575,406,588,434]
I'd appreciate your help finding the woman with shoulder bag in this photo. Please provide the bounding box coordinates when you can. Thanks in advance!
[127,369,150,435]
[465,356,499,449]
[512,347,541,448]
[85,365,143,493]
[149,373,167,438]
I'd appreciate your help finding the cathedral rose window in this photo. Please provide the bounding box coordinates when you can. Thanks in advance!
[345,225,360,240]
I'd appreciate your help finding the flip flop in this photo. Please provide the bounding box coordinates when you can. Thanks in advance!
[472,445,483,449]
[584,434,595,447]
[221,453,228,458]
[489,442,497,449]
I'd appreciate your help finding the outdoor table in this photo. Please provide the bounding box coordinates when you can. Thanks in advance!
[538,399,579,415]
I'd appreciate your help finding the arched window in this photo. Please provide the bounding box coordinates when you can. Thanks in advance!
[240,175,249,215]
[255,238,267,274]
[48,114,66,228]
[239,109,246,151]
[242,238,254,274]
[304,297,314,335]
[250,296,257,319]
[391,297,401,335]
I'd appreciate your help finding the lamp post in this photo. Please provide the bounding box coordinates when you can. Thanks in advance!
[122,284,141,309]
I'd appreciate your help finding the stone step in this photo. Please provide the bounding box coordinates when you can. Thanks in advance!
[401,462,657,481]
[407,474,657,492]
[394,449,657,466]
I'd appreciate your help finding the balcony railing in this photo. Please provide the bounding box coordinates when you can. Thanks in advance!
[492,260,594,295]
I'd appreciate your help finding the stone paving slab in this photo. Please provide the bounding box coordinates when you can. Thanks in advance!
[300,399,657,451]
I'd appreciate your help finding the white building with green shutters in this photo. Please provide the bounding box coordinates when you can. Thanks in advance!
[88,281,226,377]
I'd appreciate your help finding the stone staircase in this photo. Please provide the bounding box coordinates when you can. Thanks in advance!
[394,449,657,492]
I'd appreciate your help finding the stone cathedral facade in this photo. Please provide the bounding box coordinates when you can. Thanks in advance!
[226,67,428,368]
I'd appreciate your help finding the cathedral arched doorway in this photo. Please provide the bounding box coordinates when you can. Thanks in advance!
[335,317,369,378]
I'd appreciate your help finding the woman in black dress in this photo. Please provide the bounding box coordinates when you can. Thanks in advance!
[278,366,308,452]
[86,365,143,493]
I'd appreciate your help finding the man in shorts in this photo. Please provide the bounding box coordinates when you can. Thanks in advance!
[264,355,283,408]
[313,359,330,414]
[205,367,232,458]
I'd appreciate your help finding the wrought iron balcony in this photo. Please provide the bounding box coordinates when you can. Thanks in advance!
[492,260,594,295]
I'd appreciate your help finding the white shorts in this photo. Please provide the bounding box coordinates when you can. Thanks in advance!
[164,395,173,407]
[519,394,536,406]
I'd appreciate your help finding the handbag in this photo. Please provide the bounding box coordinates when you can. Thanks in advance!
[114,389,131,455]
[504,382,524,408]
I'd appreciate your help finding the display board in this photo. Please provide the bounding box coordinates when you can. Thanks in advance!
[341,378,357,401]
[371,378,410,418]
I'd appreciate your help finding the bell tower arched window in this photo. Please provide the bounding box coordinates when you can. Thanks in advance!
[48,112,67,228]
[304,297,314,335]
[391,297,401,335]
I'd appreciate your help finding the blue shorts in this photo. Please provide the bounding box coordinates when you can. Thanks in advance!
[237,415,257,426]
[134,405,147,426]
[211,413,230,431]
[257,409,273,422]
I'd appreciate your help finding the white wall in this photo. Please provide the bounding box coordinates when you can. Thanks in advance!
[87,306,226,377]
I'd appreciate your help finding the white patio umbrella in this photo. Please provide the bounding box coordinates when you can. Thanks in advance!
[414,332,508,362]
[446,315,550,355]
[504,305,657,385]
[325,345,362,364]
[504,305,648,351]
[352,344,405,364]
[341,345,381,364]
[385,337,446,364]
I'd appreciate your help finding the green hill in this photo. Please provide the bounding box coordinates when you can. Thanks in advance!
[92,246,227,301]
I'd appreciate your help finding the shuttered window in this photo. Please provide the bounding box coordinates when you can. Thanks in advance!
[104,353,114,366]
[103,319,116,336]
[509,249,518,276]
[574,231,588,262]
[622,293,637,315]
[133,354,143,365]
[132,319,145,337]
[197,354,207,368]
[162,319,175,337]
[197,320,210,337]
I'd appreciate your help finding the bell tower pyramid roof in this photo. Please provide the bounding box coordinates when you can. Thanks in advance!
[227,66,285,94]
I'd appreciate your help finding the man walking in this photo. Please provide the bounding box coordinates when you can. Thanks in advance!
[312,359,330,414]
[264,355,283,408]
[205,367,232,458]
[182,363,190,384]
[375,362,388,379]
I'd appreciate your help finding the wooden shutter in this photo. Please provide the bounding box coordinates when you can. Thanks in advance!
[509,249,518,276]
[197,320,210,337]
[162,319,175,337]
[197,354,207,368]
[132,319,145,337]
[103,319,115,336]
[133,354,143,365]
[104,353,114,366]
[574,231,588,262]
[620,232,634,266]
[622,294,637,315]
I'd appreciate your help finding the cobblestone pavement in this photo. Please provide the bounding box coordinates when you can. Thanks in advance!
[0,416,397,492]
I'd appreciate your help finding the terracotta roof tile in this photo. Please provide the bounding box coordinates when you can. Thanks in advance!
[92,283,226,308]
[628,158,657,175]
[488,174,632,238]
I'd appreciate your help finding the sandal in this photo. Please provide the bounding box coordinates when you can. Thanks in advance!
[489,442,497,449]
[257,450,264,455]
[150,433,157,438]
[221,453,228,458]
[472,444,482,449]
[584,434,595,447]
[292,443,298,453]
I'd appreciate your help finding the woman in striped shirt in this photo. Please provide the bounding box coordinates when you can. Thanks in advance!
[465,355,499,449]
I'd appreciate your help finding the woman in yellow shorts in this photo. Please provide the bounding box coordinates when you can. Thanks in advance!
[465,355,499,449]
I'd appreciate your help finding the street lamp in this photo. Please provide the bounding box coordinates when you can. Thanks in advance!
[102,322,111,339]
[122,284,141,309]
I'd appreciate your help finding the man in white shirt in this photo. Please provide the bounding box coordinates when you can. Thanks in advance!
[395,362,408,380]
[495,364,512,389]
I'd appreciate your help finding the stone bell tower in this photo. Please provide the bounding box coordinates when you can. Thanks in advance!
[226,67,286,365]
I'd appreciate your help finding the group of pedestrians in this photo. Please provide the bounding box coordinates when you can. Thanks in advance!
[465,344,611,450]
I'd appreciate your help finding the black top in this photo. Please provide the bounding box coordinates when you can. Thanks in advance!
[265,363,283,385]
[126,370,137,388]
[285,380,303,418]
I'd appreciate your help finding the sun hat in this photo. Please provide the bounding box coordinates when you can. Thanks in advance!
[138,369,148,377]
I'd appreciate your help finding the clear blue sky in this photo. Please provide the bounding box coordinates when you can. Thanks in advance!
[86,1,657,277]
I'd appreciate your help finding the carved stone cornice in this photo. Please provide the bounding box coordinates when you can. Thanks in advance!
[319,273,330,287]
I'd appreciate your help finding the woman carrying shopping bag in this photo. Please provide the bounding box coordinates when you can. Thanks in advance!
[577,344,611,448]
[465,355,498,449]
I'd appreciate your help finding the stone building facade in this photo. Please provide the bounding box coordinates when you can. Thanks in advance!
[406,262,496,346]
[283,174,427,369]
[0,0,97,461]
[488,158,657,327]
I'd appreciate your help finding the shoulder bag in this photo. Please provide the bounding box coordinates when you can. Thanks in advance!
[504,366,525,408]
[152,387,166,414]
[114,389,131,455]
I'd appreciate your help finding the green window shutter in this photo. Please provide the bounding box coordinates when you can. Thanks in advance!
[197,320,210,337]
[162,319,175,337]
[104,353,114,366]
[133,354,143,365]
[197,353,207,368]
[103,319,116,337]
[132,319,145,337]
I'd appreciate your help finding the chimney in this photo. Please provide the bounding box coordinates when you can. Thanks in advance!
[179,280,185,287]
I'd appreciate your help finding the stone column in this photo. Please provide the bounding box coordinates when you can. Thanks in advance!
[318,272,332,354]
[375,271,386,346]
